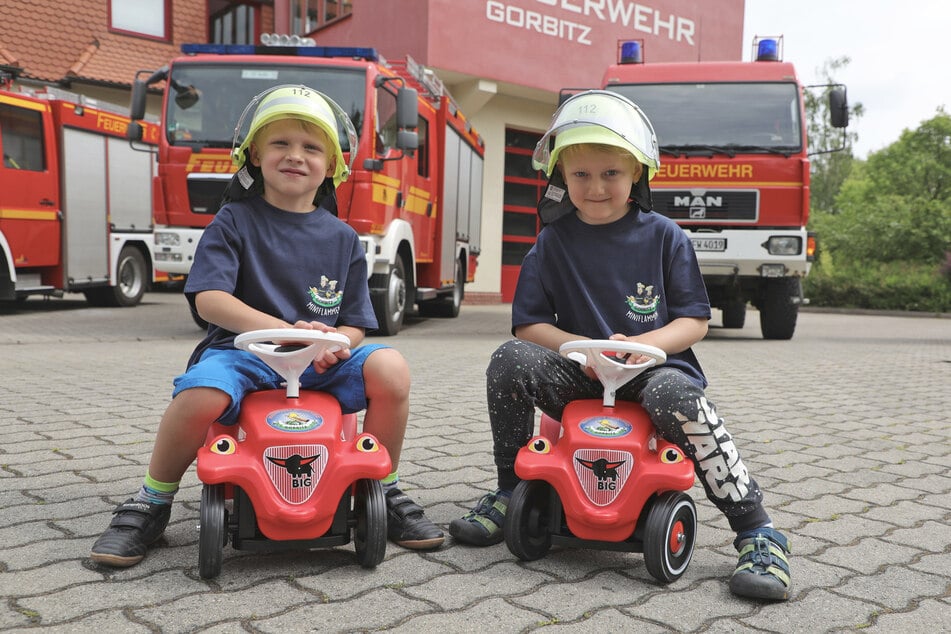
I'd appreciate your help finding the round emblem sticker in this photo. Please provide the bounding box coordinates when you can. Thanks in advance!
[579,416,632,439]
[266,409,323,433]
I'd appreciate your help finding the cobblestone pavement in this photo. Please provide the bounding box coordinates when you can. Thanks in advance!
[1,292,949,633]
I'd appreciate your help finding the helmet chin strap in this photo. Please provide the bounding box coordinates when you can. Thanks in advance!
[630,167,653,212]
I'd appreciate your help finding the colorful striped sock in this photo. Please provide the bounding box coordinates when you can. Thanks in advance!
[134,472,179,506]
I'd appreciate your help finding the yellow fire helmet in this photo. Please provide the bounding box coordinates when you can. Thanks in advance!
[231,84,357,188]
[532,90,660,181]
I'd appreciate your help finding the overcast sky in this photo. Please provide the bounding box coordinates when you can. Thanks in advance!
[742,0,950,158]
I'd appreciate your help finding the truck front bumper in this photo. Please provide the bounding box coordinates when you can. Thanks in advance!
[683,227,811,278]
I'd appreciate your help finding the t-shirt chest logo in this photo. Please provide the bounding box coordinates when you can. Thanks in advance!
[308,275,343,308]
[625,282,659,315]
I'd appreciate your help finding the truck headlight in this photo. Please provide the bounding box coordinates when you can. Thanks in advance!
[764,236,801,256]
[155,232,181,247]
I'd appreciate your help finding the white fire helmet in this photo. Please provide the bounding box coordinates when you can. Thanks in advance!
[231,84,357,187]
[532,90,660,181]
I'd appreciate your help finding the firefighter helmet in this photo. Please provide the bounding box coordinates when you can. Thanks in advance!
[532,90,660,181]
[231,84,357,187]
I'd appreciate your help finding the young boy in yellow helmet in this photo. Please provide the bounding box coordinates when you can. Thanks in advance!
[450,90,791,601]
[91,85,443,566]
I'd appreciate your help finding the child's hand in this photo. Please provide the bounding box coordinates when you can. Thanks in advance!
[292,321,352,374]
[608,333,651,365]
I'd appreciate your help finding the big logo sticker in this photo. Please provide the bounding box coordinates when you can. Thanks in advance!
[573,448,634,506]
[264,444,328,504]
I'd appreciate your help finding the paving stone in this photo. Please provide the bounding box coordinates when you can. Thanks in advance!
[0,295,948,632]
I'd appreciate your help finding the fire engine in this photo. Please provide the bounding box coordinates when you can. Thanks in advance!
[598,37,848,339]
[127,38,485,335]
[0,73,158,307]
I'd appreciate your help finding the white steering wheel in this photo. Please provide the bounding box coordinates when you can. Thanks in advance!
[559,340,666,407]
[234,329,351,398]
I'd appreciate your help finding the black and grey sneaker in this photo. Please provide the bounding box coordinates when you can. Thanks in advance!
[90,499,171,567]
[448,490,509,547]
[385,488,444,550]
[729,527,791,601]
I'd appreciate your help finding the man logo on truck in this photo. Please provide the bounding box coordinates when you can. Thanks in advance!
[673,192,723,219]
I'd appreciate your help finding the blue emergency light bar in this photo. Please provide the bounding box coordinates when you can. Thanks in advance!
[618,40,644,65]
[180,43,379,62]
[753,36,783,62]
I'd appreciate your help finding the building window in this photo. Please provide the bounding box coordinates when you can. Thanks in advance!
[109,0,170,41]
[213,3,257,45]
[501,127,545,301]
[291,0,353,35]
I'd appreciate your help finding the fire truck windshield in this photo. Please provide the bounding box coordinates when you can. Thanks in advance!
[609,83,801,152]
[165,63,366,150]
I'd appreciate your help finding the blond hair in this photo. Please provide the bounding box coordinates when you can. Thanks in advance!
[558,143,643,181]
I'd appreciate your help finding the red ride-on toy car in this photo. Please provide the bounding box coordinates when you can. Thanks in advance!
[195,329,392,579]
[504,340,698,583]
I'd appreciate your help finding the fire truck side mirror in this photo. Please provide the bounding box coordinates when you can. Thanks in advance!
[127,121,144,142]
[396,87,418,130]
[130,79,148,122]
[829,87,849,129]
[397,130,418,152]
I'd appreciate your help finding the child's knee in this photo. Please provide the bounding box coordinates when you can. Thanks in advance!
[365,348,410,397]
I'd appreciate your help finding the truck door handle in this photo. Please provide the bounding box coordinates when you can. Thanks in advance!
[40,198,55,207]
[426,202,433,217]
[396,192,403,208]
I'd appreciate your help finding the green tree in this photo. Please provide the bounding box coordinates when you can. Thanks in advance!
[805,109,951,312]
[824,109,951,265]
[804,56,864,215]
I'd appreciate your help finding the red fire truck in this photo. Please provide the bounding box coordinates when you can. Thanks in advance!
[127,40,485,335]
[0,75,159,307]
[599,37,848,339]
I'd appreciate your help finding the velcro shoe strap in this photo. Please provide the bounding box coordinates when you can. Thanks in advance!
[109,502,157,530]
[387,494,424,520]
[737,539,791,578]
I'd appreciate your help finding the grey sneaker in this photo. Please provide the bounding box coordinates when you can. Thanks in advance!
[90,499,171,567]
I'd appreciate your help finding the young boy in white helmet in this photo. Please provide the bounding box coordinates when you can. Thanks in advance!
[91,85,443,566]
[449,90,791,601]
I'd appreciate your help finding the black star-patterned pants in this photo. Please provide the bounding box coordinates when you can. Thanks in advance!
[486,339,770,533]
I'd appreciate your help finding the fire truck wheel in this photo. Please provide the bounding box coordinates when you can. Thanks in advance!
[371,258,407,336]
[418,257,464,318]
[759,277,800,340]
[721,300,747,329]
[85,247,148,308]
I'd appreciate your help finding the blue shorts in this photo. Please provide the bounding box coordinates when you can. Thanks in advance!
[172,343,387,424]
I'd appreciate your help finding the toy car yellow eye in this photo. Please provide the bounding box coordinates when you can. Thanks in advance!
[528,437,552,454]
[356,434,380,452]
[661,447,684,464]
[210,437,236,455]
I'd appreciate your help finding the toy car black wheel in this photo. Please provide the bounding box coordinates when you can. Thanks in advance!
[199,483,227,579]
[353,479,386,567]
[643,491,696,583]
[504,480,554,561]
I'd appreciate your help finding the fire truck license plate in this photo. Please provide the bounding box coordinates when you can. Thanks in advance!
[691,238,727,252]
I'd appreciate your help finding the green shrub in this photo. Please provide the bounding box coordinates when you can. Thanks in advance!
[805,256,951,312]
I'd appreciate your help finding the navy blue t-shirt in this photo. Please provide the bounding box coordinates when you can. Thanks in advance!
[184,195,377,364]
[512,208,712,387]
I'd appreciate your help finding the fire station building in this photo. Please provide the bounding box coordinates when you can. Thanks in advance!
[0,0,745,304]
